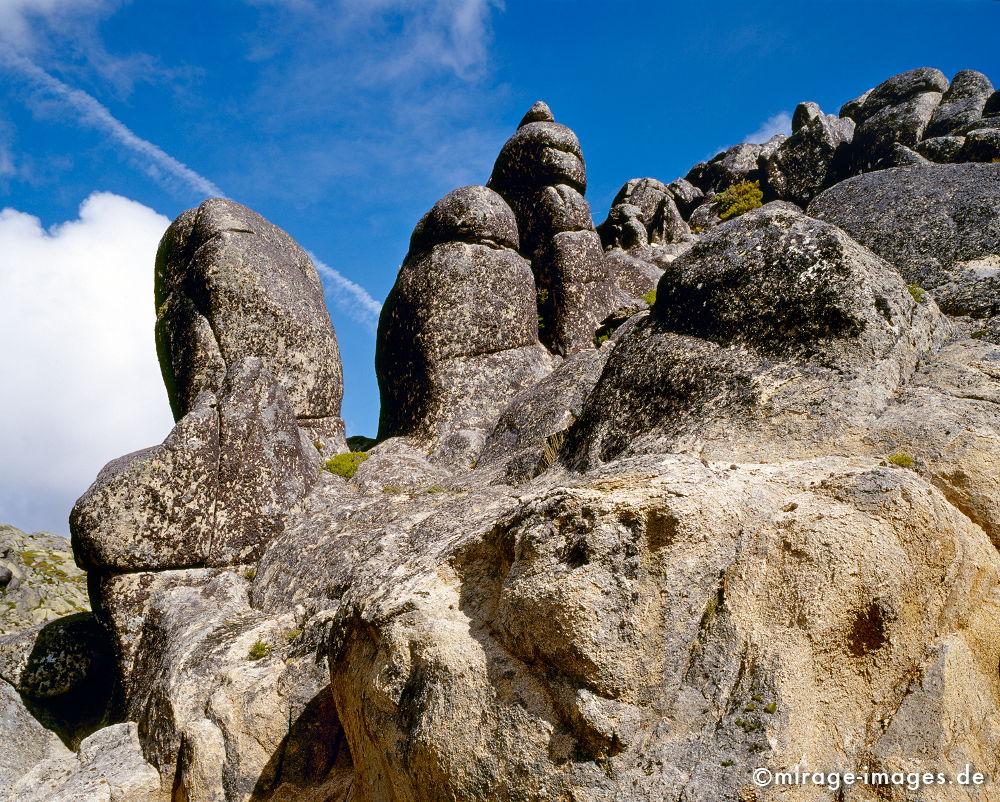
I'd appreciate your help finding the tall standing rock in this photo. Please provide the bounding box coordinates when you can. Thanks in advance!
[376,186,553,464]
[488,102,619,355]
[155,198,345,449]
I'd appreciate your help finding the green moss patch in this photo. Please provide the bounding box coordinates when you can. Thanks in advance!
[324,452,369,479]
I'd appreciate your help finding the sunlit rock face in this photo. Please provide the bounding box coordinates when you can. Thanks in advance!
[7,68,1000,802]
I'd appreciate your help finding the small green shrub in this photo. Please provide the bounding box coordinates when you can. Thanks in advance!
[284,629,302,642]
[593,332,611,347]
[971,329,988,339]
[424,485,446,494]
[382,484,403,494]
[712,180,763,221]
[537,288,549,330]
[641,289,657,306]
[248,641,271,661]
[324,452,368,478]
[888,453,914,468]
[243,567,257,581]
[764,702,777,714]
[907,284,926,304]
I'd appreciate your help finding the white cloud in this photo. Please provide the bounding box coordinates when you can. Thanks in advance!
[0,0,116,53]
[0,192,175,535]
[743,111,793,144]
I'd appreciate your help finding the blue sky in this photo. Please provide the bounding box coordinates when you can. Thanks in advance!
[1,0,999,535]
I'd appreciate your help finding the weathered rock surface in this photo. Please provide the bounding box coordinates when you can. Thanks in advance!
[72,358,317,572]
[762,101,854,205]
[488,104,624,355]
[561,203,949,469]
[849,67,948,171]
[376,185,552,464]
[925,69,994,138]
[809,163,1000,321]
[155,198,345,448]
[12,66,1000,802]
[0,525,88,635]
[685,137,784,195]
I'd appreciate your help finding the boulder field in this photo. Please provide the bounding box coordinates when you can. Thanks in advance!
[5,67,1000,801]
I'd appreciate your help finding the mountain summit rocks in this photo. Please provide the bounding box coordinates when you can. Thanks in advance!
[10,68,1000,801]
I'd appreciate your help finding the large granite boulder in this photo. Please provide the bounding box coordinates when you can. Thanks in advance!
[849,67,948,172]
[376,186,552,464]
[155,198,345,448]
[72,358,317,573]
[925,69,994,138]
[762,101,855,205]
[561,203,949,469]
[488,103,623,355]
[808,163,1000,322]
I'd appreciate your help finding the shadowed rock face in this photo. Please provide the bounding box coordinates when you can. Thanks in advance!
[155,198,345,448]
[848,67,948,172]
[15,67,1000,802]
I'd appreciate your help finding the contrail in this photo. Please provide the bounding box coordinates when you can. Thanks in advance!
[309,252,383,330]
[0,48,225,199]
[0,50,382,328]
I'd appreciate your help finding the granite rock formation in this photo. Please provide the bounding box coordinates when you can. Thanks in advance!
[487,102,625,355]
[7,67,1000,802]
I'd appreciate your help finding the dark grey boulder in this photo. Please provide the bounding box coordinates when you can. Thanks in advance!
[854,68,949,122]
[72,359,316,573]
[958,128,1000,162]
[916,135,967,163]
[925,70,994,138]
[685,137,784,194]
[840,88,873,121]
[762,102,854,205]
[667,178,704,216]
[155,198,345,449]
[518,100,555,127]
[0,565,11,588]
[561,204,948,469]
[604,178,688,246]
[849,68,947,171]
[376,185,552,463]
[687,199,721,233]
[488,105,623,355]
[883,142,930,167]
[809,163,1000,319]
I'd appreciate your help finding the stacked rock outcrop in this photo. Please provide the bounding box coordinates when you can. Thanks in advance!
[486,101,627,355]
[72,199,344,574]
[8,67,1000,802]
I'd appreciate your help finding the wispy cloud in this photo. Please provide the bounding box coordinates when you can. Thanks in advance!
[2,48,382,328]
[743,111,792,144]
[0,0,116,53]
[1,48,225,199]
[309,252,383,330]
